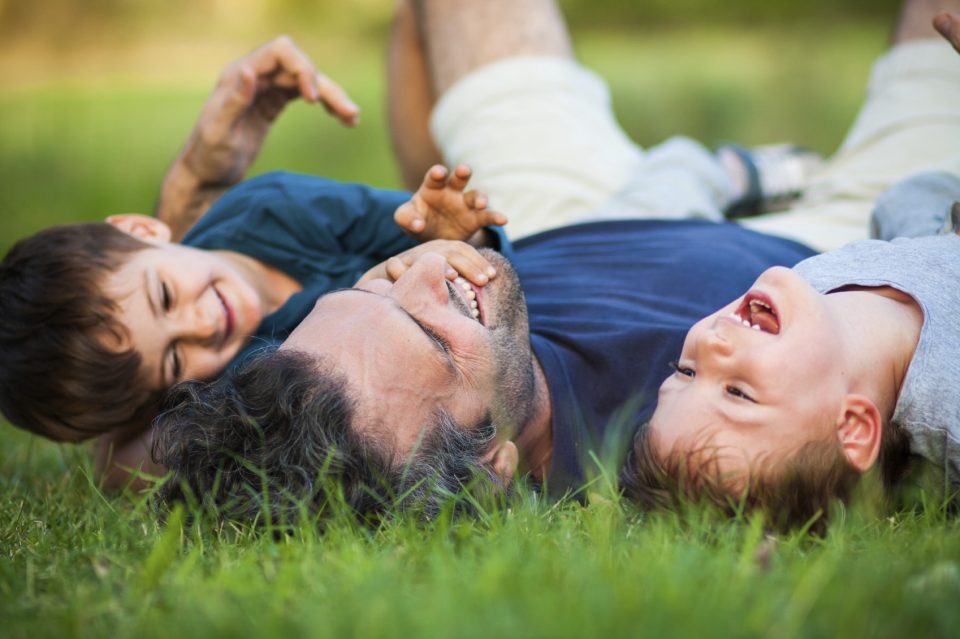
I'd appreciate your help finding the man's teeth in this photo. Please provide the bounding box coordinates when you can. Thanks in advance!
[455,277,481,321]
[729,312,762,331]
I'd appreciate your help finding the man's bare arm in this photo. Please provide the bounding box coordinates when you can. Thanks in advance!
[157,36,360,241]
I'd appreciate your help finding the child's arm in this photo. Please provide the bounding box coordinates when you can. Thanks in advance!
[394,164,509,247]
[157,36,360,242]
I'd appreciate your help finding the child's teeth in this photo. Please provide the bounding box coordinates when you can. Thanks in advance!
[752,324,761,330]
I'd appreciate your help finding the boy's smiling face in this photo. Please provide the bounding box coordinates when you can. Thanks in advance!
[648,266,851,486]
[104,236,264,391]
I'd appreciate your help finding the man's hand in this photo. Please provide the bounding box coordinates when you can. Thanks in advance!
[357,240,497,287]
[158,36,360,241]
[394,164,508,246]
[935,12,960,54]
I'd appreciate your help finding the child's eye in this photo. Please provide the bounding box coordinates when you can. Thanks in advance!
[726,386,754,402]
[161,282,172,312]
[668,360,694,378]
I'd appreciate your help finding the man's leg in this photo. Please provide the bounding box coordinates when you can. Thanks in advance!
[404,0,732,239]
[742,0,960,251]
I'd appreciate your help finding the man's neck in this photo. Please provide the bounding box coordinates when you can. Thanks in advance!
[513,353,553,481]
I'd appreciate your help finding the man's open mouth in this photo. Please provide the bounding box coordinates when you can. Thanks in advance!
[452,277,483,325]
[733,290,780,334]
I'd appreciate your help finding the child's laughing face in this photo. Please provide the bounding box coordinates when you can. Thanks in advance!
[647,266,850,486]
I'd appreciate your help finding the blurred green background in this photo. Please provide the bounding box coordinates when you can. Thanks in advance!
[0,0,903,258]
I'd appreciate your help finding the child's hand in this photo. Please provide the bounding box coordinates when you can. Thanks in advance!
[356,240,497,287]
[395,164,508,243]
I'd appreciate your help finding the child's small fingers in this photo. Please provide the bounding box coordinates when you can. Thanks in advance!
[463,190,487,210]
[424,164,449,189]
[445,251,493,286]
[477,209,508,228]
[446,163,472,192]
[385,256,410,282]
[394,205,425,234]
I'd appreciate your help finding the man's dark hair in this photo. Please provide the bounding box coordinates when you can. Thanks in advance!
[153,348,498,526]
[620,418,914,534]
[0,223,157,442]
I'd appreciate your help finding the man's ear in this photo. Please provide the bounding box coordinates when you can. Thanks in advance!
[480,440,519,488]
[836,394,883,472]
[105,214,172,244]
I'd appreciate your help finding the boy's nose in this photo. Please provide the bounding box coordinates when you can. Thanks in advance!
[701,326,735,358]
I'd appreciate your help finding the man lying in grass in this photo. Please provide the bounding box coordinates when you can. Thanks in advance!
[0,37,511,488]
[152,0,960,528]
[0,14,816,489]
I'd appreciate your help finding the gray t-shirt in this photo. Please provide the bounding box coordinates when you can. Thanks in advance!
[793,233,960,479]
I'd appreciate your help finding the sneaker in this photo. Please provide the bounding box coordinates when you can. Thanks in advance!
[718,143,824,219]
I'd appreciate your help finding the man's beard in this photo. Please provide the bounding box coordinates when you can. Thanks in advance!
[477,249,537,439]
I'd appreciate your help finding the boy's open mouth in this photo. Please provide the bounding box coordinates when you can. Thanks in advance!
[214,286,235,342]
[734,291,780,334]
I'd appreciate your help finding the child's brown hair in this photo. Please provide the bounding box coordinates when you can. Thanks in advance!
[0,223,161,441]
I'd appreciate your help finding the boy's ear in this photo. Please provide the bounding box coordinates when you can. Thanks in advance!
[835,394,883,472]
[480,440,519,487]
[105,214,172,244]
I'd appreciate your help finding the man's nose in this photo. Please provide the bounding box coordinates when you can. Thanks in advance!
[391,252,451,307]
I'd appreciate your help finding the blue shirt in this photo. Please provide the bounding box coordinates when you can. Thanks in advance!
[512,220,817,494]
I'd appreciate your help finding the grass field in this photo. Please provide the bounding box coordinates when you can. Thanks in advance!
[3,20,960,639]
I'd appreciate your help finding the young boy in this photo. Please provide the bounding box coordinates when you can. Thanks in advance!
[0,163,507,487]
[623,190,960,530]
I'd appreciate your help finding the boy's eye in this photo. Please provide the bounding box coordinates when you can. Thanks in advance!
[726,386,755,402]
[161,282,172,312]
[668,360,694,378]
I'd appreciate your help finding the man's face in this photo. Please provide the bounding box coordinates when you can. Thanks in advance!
[648,266,847,485]
[281,250,536,464]
[105,244,264,391]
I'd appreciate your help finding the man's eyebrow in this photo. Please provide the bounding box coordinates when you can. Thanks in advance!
[342,288,456,374]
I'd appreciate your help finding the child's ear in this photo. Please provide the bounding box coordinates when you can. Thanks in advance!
[105,214,172,244]
[835,394,883,472]
[480,440,519,487]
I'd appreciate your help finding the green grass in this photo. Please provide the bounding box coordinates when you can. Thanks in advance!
[4,23,960,638]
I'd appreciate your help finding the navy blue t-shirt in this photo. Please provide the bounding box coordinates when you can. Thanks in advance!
[511,220,816,495]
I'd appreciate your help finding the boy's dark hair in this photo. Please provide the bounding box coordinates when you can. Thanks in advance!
[153,348,498,526]
[0,223,157,442]
[620,418,913,534]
